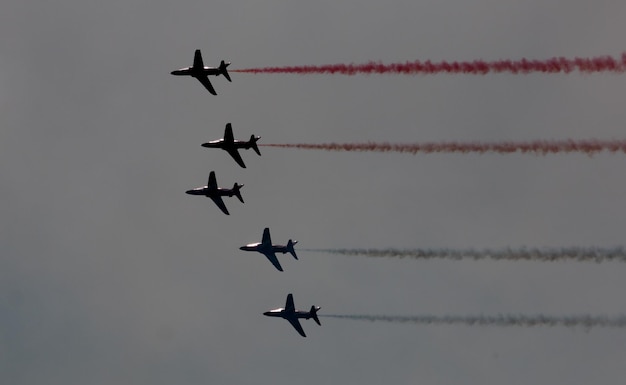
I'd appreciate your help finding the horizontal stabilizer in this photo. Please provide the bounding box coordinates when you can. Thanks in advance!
[233,183,244,203]
[250,135,261,156]
[287,240,298,259]
[310,306,321,325]
[220,60,232,82]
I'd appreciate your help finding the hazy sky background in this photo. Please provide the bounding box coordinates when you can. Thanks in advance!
[2,1,626,384]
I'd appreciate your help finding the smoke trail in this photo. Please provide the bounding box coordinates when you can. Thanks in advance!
[232,53,626,75]
[322,314,626,329]
[303,247,626,263]
[260,140,626,156]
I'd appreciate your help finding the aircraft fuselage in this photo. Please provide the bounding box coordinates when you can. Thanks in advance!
[185,186,238,198]
[263,308,319,320]
[170,66,223,77]
[201,140,255,151]
[239,243,292,254]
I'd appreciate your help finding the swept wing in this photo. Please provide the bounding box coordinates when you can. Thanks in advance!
[193,49,204,68]
[226,148,246,168]
[196,75,217,95]
[285,293,295,312]
[262,228,272,247]
[287,318,307,337]
[210,196,230,215]
[261,250,283,272]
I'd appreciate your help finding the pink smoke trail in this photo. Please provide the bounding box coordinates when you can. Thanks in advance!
[261,140,626,156]
[303,247,626,263]
[322,314,626,329]
[233,53,626,75]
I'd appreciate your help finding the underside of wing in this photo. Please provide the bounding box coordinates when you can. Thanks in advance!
[210,196,230,215]
[227,148,246,168]
[262,228,272,247]
[263,251,283,272]
[224,123,234,143]
[287,318,306,337]
[285,293,295,312]
[196,75,217,95]
[193,49,204,69]
[208,171,217,190]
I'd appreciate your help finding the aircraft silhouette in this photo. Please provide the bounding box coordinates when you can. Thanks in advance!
[240,228,298,271]
[263,293,321,337]
[171,49,231,95]
[201,123,261,168]
[185,171,243,215]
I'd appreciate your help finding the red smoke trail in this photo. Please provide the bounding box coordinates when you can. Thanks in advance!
[233,53,626,75]
[261,140,626,156]
[322,314,626,329]
[303,247,626,263]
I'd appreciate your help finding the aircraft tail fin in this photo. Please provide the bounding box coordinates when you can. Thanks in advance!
[233,183,244,203]
[309,306,321,326]
[249,135,261,156]
[219,60,232,82]
[287,240,298,259]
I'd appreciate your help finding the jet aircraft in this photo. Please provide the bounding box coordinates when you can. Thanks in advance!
[170,49,231,95]
[201,123,261,168]
[263,293,321,337]
[239,228,298,272]
[186,171,243,215]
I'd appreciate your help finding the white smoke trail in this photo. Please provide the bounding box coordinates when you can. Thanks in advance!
[322,314,626,329]
[303,247,626,263]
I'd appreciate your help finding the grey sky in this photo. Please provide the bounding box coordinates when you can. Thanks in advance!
[2,1,626,384]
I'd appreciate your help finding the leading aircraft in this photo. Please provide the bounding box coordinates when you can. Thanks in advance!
[263,293,321,337]
[185,171,243,215]
[239,228,298,272]
[170,49,231,95]
[201,123,261,168]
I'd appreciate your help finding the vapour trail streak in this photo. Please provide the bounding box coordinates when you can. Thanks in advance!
[260,140,626,156]
[322,314,626,329]
[232,53,626,75]
[303,247,626,263]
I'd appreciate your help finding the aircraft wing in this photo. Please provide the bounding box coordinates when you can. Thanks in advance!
[262,251,283,272]
[226,148,246,168]
[224,123,234,143]
[193,49,204,68]
[285,293,295,312]
[210,196,230,215]
[196,75,217,95]
[287,317,307,337]
[208,171,218,190]
[262,228,272,247]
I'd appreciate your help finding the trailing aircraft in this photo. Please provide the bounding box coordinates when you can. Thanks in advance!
[201,123,261,168]
[185,171,243,215]
[171,49,231,95]
[263,293,321,337]
[239,228,298,272]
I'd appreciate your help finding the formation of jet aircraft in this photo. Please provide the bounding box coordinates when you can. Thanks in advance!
[177,50,322,337]
[202,123,261,168]
[239,227,298,271]
[185,171,244,215]
[171,49,231,95]
[263,293,321,337]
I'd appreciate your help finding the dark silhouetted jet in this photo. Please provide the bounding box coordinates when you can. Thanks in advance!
[171,49,231,95]
[263,293,321,337]
[240,228,298,271]
[186,171,243,215]
[201,123,261,168]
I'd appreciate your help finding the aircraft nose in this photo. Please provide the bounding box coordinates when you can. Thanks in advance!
[263,311,271,316]
[185,189,194,195]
